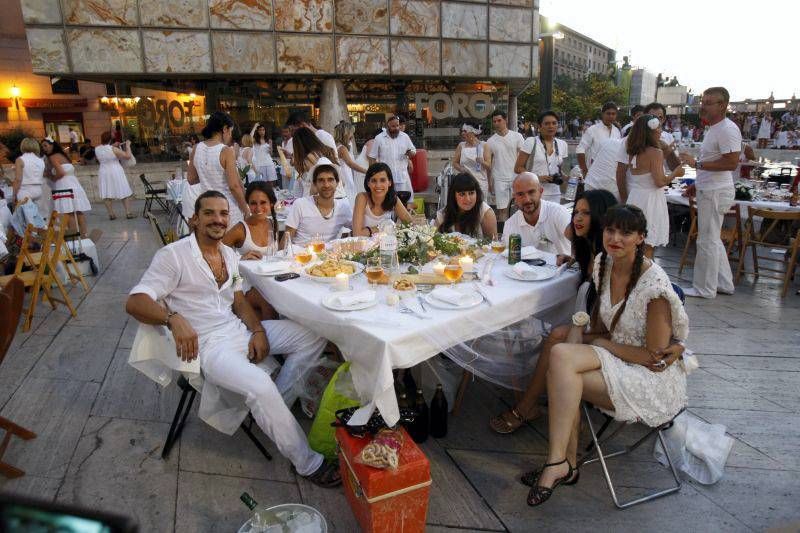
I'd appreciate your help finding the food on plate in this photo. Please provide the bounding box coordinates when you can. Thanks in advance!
[392,278,416,291]
[307,259,356,278]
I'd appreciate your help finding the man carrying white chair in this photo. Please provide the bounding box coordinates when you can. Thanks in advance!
[125,190,341,488]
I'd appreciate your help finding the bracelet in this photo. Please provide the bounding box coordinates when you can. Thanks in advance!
[165,311,178,329]
[251,328,266,335]
[572,311,590,327]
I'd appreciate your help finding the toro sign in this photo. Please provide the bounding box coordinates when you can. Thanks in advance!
[414,93,494,120]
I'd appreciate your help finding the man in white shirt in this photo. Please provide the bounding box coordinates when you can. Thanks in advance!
[584,138,626,201]
[679,87,741,298]
[285,160,353,246]
[487,110,524,221]
[503,172,572,262]
[576,102,621,176]
[620,105,644,137]
[368,116,416,199]
[125,191,341,487]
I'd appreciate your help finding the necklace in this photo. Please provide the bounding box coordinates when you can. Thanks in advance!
[315,196,335,220]
[202,251,228,285]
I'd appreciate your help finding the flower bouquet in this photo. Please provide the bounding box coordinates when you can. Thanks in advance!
[734,180,753,201]
[337,223,466,266]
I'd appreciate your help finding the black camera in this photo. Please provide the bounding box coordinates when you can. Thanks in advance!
[550,171,564,185]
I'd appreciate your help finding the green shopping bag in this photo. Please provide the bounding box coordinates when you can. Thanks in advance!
[308,362,361,459]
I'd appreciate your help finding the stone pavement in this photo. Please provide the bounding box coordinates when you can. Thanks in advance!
[1,202,799,532]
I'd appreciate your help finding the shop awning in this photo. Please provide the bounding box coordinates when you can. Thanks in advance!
[20,98,88,109]
[0,98,12,108]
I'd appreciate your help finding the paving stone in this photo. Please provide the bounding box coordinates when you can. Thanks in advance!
[29,324,121,382]
[687,369,790,413]
[700,367,800,411]
[175,471,301,533]
[0,474,62,501]
[69,291,131,328]
[295,469,360,533]
[687,328,800,357]
[0,334,53,407]
[0,378,99,478]
[118,317,138,349]
[57,416,177,532]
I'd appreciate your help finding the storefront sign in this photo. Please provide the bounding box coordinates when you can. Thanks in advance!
[135,99,197,129]
[21,98,87,109]
[414,93,494,120]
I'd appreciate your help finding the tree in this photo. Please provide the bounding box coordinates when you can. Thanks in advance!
[517,73,627,123]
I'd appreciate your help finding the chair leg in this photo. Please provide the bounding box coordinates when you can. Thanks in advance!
[0,417,37,479]
[161,386,197,459]
[451,370,472,416]
[240,415,273,461]
[781,244,799,297]
[0,416,37,440]
[678,221,696,275]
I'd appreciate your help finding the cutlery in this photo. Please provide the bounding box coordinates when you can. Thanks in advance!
[416,294,428,312]
[399,299,430,319]
[472,282,493,306]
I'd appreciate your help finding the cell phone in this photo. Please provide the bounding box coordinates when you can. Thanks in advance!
[523,258,547,266]
[275,273,300,282]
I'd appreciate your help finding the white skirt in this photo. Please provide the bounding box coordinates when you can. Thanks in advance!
[98,162,133,199]
[627,187,669,247]
[51,175,92,213]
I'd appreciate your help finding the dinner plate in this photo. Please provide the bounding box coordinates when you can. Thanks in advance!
[503,266,557,282]
[321,292,377,311]
[300,260,365,284]
[423,290,483,310]
[241,260,293,276]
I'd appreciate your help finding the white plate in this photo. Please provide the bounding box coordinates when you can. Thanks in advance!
[300,260,365,284]
[243,260,293,276]
[321,292,378,311]
[424,290,484,310]
[503,266,557,282]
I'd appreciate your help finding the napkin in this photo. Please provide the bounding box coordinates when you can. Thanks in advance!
[512,262,535,277]
[430,287,474,306]
[333,290,376,307]
[254,261,291,274]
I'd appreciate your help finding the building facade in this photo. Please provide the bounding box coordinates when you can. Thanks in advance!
[629,68,657,106]
[9,0,541,159]
[540,15,614,81]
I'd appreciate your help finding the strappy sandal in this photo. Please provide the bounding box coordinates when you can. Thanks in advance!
[520,465,579,487]
[489,408,536,434]
[294,459,342,488]
[526,458,575,507]
[126,213,137,219]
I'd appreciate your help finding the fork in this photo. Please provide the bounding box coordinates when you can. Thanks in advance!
[417,294,429,312]
[399,299,430,319]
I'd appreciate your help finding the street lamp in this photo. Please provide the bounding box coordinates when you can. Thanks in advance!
[538,30,565,111]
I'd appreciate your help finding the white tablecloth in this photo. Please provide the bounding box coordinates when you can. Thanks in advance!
[665,188,800,219]
[241,256,580,426]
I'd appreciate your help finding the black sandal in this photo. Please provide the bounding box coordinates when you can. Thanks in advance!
[526,458,575,507]
[520,466,579,487]
[295,459,342,488]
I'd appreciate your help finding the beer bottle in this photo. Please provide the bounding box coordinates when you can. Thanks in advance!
[409,388,429,443]
[429,384,449,438]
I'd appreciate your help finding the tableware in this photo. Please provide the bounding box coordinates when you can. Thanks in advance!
[490,233,506,255]
[399,299,430,319]
[458,255,474,273]
[424,289,483,310]
[310,233,325,254]
[301,260,364,284]
[334,272,349,291]
[366,256,383,289]
[443,264,463,288]
[432,260,446,276]
[471,282,493,306]
[321,290,377,311]
[245,260,292,276]
[504,264,557,282]
[294,248,312,266]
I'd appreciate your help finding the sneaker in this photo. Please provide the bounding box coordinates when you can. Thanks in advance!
[294,459,342,488]
[682,287,710,298]
[717,288,734,295]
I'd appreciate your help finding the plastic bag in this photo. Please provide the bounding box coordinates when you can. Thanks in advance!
[308,363,360,460]
[355,428,404,470]
[121,154,136,168]
[653,411,734,484]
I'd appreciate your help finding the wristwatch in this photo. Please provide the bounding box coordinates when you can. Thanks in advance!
[165,311,179,329]
[695,161,704,170]
[572,311,590,327]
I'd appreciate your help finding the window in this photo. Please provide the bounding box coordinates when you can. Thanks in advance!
[51,77,79,95]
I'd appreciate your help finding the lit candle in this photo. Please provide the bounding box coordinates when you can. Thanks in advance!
[433,261,446,276]
[459,256,474,273]
[335,272,349,291]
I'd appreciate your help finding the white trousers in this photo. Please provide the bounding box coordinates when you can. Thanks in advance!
[201,319,326,475]
[693,188,735,297]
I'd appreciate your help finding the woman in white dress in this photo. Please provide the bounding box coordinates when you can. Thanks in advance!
[525,205,689,507]
[334,121,366,208]
[757,114,772,149]
[237,134,256,184]
[187,112,248,229]
[622,115,684,258]
[13,137,45,213]
[41,138,92,237]
[513,112,568,204]
[352,162,413,237]
[222,181,278,320]
[95,131,134,220]
[435,172,497,239]
[250,123,278,184]
[452,123,492,200]
[290,127,339,198]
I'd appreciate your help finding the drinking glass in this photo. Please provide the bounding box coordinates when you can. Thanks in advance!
[443,264,463,288]
[294,247,313,267]
[365,256,383,289]
[310,233,325,254]
[490,233,506,256]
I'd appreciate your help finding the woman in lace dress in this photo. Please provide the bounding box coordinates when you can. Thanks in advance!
[525,205,689,507]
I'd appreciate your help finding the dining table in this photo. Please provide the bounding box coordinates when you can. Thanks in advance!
[665,187,800,218]
[240,250,581,426]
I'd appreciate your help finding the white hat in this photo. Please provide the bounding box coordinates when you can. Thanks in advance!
[311,157,338,179]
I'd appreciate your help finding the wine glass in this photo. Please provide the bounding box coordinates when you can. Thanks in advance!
[490,233,506,256]
[294,247,313,267]
[365,256,383,289]
[310,233,325,254]
[443,263,463,288]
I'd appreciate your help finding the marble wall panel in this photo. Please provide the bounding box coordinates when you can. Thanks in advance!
[335,0,389,35]
[442,2,487,40]
[390,38,439,76]
[139,0,209,28]
[276,34,334,74]
[67,29,142,73]
[489,6,531,42]
[143,31,211,73]
[20,0,61,24]
[489,43,529,78]
[390,0,439,38]
[209,0,273,30]
[442,40,486,77]
[274,0,333,32]
[337,37,389,74]
[213,31,275,73]
[490,0,533,6]
[26,29,68,73]
[62,0,138,26]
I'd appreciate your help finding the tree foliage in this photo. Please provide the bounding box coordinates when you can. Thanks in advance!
[517,73,627,123]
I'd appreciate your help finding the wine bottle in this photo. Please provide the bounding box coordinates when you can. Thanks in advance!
[409,388,429,443]
[240,492,276,532]
[430,384,448,438]
[403,370,418,403]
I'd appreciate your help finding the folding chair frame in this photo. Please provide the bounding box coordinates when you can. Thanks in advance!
[577,404,683,509]
[139,174,171,217]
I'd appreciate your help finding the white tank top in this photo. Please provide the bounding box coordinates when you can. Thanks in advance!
[252,142,273,168]
[363,199,395,228]
[237,221,273,255]
[194,142,228,193]
[20,153,45,187]
[626,156,659,191]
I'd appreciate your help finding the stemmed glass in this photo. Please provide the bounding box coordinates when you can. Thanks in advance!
[443,263,464,289]
[310,233,325,254]
[365,256,383,289]
[490,233,506,256]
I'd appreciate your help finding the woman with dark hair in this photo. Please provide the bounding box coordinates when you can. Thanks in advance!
[515,110,569,204]
[352,162,412,237]
[620,115,684,258]
[41,138,91,237]
[524,205,689,506]
[223,181,279,320]
[95,130,134,220]
[291,127,339,198]
[187,111,248,228]
[435,172,496,238]
[249,122,277,184]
